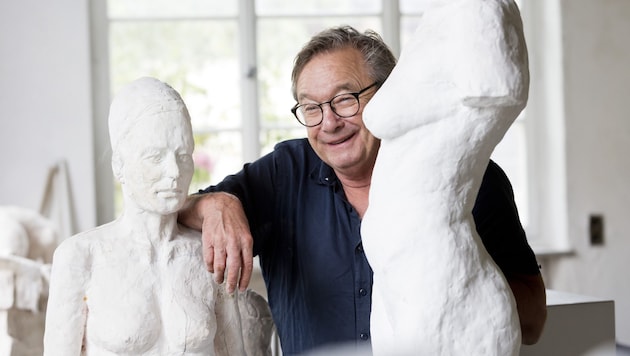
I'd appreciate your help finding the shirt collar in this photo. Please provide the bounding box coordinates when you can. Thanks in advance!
[311,160,338,186]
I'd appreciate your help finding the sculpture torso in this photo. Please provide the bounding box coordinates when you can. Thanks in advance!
[361,1,528,355]
[46,223,226,356]
[81,226,216,355]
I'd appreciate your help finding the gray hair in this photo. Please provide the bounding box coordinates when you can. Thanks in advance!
[291,25,397,100]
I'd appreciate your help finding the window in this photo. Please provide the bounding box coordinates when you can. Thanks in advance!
[107,0,243,195]
[97,0,542,248]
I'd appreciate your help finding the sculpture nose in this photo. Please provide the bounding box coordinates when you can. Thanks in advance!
[163,153,181,179]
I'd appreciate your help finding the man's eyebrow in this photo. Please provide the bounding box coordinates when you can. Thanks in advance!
[297,83,355,102]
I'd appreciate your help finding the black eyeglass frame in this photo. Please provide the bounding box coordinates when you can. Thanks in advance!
[290,81,380,127]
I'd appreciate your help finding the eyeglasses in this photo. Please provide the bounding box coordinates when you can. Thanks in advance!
[291,82,380,127]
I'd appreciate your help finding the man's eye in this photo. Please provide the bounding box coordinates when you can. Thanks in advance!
[302,105,319,113]
[333,95,354,106]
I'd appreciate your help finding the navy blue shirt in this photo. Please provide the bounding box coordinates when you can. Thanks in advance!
[201,138,539,355]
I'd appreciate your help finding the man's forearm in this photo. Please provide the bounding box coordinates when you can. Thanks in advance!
[178,194,206,231]
[178,192,241,231]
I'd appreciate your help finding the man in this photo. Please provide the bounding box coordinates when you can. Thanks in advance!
[179,26,546,355]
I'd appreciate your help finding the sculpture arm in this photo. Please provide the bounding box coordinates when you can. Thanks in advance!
[43,240,89,355]
[213,284,246,355]
[507,272,547,344]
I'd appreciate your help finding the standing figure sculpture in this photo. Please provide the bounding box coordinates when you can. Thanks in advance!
[43,77,246,355]
[361,1,529,355]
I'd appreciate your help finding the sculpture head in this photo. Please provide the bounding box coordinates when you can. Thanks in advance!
[108,77,194,215]
[363,0,529,140]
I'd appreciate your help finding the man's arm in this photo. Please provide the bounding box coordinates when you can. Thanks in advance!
[473,160,547,344]
[178,192,254,294]
[507,272,547,344]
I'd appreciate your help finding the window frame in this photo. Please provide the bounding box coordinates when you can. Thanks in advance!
[91,0,566,254]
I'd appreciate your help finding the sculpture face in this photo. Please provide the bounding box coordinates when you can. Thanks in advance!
[118,108,194,215]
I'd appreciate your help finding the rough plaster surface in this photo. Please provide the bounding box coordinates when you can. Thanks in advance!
[0,206,58,264]
[361,1,529,355]
[43,78,249,355]
[0,207,55,356]
[237,289,276,356]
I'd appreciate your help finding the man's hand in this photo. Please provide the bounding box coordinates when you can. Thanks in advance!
[178,192,254,294]
[507,273,547,344]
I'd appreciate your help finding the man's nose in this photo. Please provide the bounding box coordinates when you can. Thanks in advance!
[320,104,342,129]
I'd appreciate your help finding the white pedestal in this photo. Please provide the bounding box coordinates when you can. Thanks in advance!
[520,290,616,356]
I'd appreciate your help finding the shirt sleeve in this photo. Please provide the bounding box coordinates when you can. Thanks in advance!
[472,160,541,276]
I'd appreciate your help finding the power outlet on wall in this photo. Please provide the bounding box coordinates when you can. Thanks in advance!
[589,214,605,246]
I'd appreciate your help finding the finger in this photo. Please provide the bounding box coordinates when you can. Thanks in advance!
[225,252,241,294]
[213,245,227,285]
[203,244,215,273]
[238,245,254,292]
[225,237,248,293]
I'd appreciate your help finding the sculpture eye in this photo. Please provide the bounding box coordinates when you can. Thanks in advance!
[178,153,192,163]
[147,154,163,163]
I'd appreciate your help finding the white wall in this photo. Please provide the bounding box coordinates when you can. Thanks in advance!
[0,0,97,234]
[542,0,630,346]
[1,0,629,346]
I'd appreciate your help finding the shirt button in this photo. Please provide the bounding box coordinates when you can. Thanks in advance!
[359,288,367,297]
[360,333,369,341]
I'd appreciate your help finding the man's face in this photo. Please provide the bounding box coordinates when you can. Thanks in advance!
[295,48,380,180]
[118,109,194,215]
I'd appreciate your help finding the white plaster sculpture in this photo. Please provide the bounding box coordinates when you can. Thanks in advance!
[237,289,277,356]
[0,206,57,356]
[43,77,246,355]
[0,206,58,264]
[361,1,529,355]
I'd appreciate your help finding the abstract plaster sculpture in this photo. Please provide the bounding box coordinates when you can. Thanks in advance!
[0,207,56,356]
[361,1,529,355]
[44,77,246,355]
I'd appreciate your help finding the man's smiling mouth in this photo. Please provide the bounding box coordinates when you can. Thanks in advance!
[329,133,354,145]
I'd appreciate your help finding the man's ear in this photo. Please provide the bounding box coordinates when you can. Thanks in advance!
[111,152,124,184]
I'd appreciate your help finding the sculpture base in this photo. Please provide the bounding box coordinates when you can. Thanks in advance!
[521,290,616,356]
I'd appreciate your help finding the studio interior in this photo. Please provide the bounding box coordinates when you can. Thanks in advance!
[1,1,629,355]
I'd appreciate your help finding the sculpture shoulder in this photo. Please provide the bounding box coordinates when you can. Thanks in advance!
[172,225,202,249]
[176,224,202,241]
[166,225,204,260]
[52,222,117,266]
